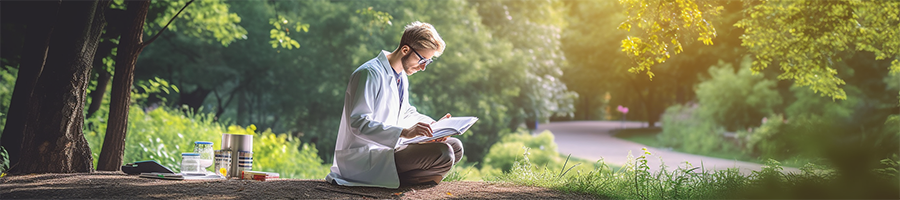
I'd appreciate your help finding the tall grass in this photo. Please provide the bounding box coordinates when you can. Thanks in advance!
[493,147,900,199]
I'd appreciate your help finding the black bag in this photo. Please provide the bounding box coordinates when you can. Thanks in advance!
[122,160,175,175]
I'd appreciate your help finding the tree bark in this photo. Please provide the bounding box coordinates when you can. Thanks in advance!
[86,12,123,119]
[97,0,150,171]
[86,70,111,118]
[9,0,109,174]
[0,0,60,169]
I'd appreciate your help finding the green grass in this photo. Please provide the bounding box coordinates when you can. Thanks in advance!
[493,148,900,199]
[612,128,812,168]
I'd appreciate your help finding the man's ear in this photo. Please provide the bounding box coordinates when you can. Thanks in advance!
[401,45,411,55]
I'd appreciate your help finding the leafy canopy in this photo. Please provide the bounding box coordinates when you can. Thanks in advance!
[735,0,900,100]
[618,0,723,79]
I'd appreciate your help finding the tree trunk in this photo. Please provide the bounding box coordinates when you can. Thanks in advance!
[0,0,60,169]
[9,0,109,174]
[179,87,211,113]
[86,70,111,118]
[645,83,657,128]
[86,15,123,119]
[97,0,150,171]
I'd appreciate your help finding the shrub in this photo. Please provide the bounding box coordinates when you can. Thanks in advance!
[0,67,16,133]
[222,125,329,179]
[695,57,782,131]
[84,106,227,171]
[657,104,729,155]
[83,77,328,179]
[741,114,789,159]
[483,130,563,172]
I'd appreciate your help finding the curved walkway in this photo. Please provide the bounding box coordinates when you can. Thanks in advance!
[537,121,798,175]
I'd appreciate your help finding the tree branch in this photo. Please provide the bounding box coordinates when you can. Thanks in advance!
[142,0,194,48]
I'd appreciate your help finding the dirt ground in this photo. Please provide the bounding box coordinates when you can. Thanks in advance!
[0,171,597,199]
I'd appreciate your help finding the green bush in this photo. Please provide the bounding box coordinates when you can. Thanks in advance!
[83,77,328,179]
[483,130,564,172]
[657,104,729,155]
[695,57,782,131]
[223,125,329,179]
[84,106,228,171]
[741,114,789,159]
[0,67,16,133]
[84,105,329,179]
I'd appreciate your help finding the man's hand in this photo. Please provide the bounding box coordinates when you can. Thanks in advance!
[423,136,448,143]
[432,113,451,124]
[401,122,433,139]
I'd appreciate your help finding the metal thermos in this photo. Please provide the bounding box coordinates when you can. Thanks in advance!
[221,133,253,177]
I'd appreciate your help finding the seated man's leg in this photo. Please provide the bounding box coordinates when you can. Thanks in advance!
[445,137,464,164]
[394,138,464,185]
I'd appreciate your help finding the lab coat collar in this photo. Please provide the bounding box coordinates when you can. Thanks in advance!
[378,50,406,80]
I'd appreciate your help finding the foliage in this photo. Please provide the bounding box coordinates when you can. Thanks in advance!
[355,7,393,35]
[84,105,223,171]
[484,130,563,172]
[441,158,503,182]
[83,105,328,178]
[695,57,782,131]
[268,15,308,49]
[132,77,179,106]
[82,78,328,179]
[617,0,723,79]
[0,67,15,134]
[874,155,900,178]
[740,114,788,159]
[657,104,731,155]
[0,146,8,174]
[497,146,898,199]
[469,0,578,124]
[560,0,629,121]
[222,125,329,179]
[146,0,248,46]
[735,0,900,100]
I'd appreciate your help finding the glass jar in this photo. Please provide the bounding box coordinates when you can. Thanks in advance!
[181,153,201,173]
[194,141,214,170]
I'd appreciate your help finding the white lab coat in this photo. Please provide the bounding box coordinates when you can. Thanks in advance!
[325,50,434,188]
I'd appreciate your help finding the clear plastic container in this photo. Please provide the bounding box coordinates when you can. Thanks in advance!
[194,141,214,170]
[181,153,201,173]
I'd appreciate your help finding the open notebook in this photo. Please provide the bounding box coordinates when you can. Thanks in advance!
[401,116,478,145]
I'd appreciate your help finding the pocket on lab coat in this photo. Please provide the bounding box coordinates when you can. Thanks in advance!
[334,146,375,180]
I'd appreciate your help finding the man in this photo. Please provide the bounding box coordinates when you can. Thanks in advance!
[325,21,464,188]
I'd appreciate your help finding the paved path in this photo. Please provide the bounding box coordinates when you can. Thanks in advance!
[536,121,798,175]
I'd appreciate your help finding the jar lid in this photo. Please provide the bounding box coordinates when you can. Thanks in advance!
[195,141,214,145]
[182,153,200,156]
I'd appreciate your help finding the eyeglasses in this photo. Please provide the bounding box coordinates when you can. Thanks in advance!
[408,46,433,66]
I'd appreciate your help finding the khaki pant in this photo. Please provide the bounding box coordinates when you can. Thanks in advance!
[394,137,463,185]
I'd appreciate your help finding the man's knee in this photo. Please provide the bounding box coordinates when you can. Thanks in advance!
[445,137,463,164]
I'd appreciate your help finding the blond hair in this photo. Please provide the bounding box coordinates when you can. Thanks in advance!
[398,21,445,57]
